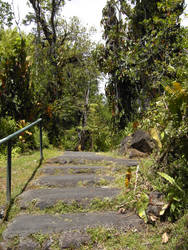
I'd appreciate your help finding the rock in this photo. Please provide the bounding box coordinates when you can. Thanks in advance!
[35,174,114,188]
[3,212,144,239]
[118,136,132,155]
[18,187,120,210]
[146,191,166,220]
[130,129,157,153]
[147,204,162,218]
[17,237,40,250]
[118,129,157,156]
[60,231,90,249]
[47,152,138,166]
[127,148,148,159]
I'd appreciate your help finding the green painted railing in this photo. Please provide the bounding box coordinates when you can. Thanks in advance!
[0,118,43,203]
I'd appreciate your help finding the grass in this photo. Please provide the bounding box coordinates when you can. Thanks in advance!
[83,215,188,250]
[0,147,63,206]
[4,214,187,249]
[0,147,63,242]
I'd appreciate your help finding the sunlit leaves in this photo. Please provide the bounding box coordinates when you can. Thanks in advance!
[99,0,186,128]
[0,29,34,120]
[0,0,13,28]
[137,193,149,223]
[158,172,184,192]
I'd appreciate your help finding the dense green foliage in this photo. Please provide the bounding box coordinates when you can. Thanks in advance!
[0,1,107,152]
[28,16,101,145]
[97,0,186,128]
[97,0,188,220]
[0,0,187,220]
[0,29,34,120]
[141,80,188,219]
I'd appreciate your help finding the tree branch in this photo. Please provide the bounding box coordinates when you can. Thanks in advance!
[51,0,57,43]
[29,0,53,45]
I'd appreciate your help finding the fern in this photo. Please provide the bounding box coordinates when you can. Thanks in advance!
[158,172,184,192]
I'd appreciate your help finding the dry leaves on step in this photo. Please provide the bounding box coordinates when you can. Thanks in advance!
[118,208,126,214]
[162,232,169,244]
[149,215,158,222]
[125,169,132,188]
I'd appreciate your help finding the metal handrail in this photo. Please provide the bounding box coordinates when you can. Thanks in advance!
[0,118,43,203]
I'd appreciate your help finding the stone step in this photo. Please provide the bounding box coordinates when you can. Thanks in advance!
[3,212,144,240]
[34,174,114,188]
[18,187,120,209]
[47,151,138,166]
[40,165,110,175]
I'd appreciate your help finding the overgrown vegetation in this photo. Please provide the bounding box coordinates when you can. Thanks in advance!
[0,148,187,249]
[85,215,188,250]
[97,0,188,221]
[0,0,187,240]
[140,81,188,220]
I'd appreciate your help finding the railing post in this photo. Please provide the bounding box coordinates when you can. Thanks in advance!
[7,140,12,203]
[0,118,43,203]
[39,121,43,160]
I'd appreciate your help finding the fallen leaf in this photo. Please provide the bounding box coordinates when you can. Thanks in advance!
[125,169,132,187]
[138,207,148,223]
[125,188,131,193]
[162,232,169,244]
[149,215,158,222]
[160,203,169,216]
[118,208,126,214]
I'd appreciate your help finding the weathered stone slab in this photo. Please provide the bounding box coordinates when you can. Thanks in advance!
[47,151,138,166]
[40,165,109,175]
[59,231,90,249]
[18,187,120,209]
[35,174,114,188]
[16,237,40,250]
[3,212,144,239]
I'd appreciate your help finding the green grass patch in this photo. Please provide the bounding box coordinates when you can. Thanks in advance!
[24,196,124,215]
[83,213,188,250]
[0,147,63,206]
[89,197,118,211]
[0,147,63,241]
[44,200,85,215]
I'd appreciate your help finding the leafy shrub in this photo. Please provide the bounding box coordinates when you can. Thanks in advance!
[0,116,17,154]
[61,128,78,151]
[140,80,188,220]
[33,127,50,149]
[157,172,187,220]
[86,102,112,152]
[0,117,50,158]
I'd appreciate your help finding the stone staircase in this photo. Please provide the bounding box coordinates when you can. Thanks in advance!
[1,151,144,249]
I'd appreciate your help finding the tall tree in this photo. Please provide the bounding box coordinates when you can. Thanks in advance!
[98,0,186,129]
[27,0,68,100]
[26,14,100,144]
